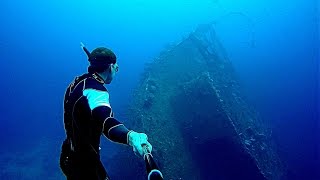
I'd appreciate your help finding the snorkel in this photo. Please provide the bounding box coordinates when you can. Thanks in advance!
[80,42,105,82]
[80,42,116,69]
[80,42,91,58]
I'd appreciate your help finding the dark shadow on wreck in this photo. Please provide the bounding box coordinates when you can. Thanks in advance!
[185,135,266,180]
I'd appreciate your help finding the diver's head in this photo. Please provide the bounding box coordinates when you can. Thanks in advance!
[87,47,119,84]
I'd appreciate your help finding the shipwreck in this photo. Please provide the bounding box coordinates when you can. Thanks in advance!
[107,23,284,180]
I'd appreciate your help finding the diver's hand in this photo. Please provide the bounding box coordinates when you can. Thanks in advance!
[128,131,152,157]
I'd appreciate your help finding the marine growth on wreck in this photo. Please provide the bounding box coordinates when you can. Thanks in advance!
[108,23,284,180]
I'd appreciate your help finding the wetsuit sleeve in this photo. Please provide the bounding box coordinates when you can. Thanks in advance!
[83,89,131,145]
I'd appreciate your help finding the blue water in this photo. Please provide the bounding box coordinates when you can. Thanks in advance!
[0,0,318,179]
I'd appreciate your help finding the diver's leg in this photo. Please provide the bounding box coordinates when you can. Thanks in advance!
[96,160,109,180]
[68,159,105,180]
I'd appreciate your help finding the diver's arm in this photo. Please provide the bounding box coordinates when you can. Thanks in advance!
[83,89,131,145]
[83,88,153,155]
[92,105,131,144]
[92,106,152,154]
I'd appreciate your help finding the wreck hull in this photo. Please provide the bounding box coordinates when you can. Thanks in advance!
[108,24,284,180]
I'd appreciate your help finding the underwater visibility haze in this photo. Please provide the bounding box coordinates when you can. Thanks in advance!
[0,0,318,179]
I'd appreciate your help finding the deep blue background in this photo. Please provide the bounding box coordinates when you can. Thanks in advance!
[0,0,318,179]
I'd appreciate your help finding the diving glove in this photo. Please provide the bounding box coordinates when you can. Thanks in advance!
[128,131,152,157]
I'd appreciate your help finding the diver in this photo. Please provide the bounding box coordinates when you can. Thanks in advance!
[60,43,153,180]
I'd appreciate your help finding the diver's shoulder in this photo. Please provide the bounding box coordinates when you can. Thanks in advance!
[84,75,107,92]
[66,73,88,93]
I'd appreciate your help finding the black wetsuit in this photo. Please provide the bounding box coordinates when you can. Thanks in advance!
[60,73,130,180]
